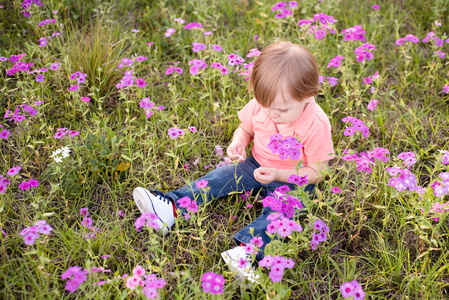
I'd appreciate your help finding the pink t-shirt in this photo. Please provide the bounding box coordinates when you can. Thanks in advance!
[238,97,335,169]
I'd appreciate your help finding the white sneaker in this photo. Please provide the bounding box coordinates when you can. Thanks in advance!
[221,246,260,284]
[133,187,176,234]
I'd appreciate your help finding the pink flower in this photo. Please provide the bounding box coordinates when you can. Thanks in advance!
[443,84,449,94]
[132,265,146,276]
[19,181,31,190]
[211,44,222,52]
[371,5,380,9]
[7,166,21,176]
[330,187,342,194]
[367,99,379,110]
[81,97,91,102]
[65,279,81,292]
[314,29,327,40]
[136,78,147,88]
[50,62,60,70]
[184,22,203,29]
[69,85,80,91]
[195,180,208,189]
[190,65,199,75]
[0,129,11,139]
[23,232,38,245]
[188,126,197,133]
[126,275,143,290]
[28,178,39,187]
[164,28,176,37]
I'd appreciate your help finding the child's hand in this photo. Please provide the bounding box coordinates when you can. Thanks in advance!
[227,142,247,162]
[254,167,279,184]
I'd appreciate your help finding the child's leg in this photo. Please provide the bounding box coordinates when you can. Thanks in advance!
[165,156,264,211]
[233,183,315,261]
[134,156,265,232]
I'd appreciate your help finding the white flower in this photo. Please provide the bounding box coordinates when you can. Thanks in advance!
[50,149,62,157]
[54,156,63,163]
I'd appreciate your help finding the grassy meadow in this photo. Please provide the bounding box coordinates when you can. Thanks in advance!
[1,0,449,299]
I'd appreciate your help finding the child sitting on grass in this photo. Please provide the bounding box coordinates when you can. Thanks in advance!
[133,41,334,283]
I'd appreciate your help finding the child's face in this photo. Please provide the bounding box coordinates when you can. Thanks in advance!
[262,90,310,126]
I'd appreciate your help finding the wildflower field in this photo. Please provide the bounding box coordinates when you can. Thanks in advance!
[1,0,449,299]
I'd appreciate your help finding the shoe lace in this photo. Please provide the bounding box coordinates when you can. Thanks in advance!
[151,189,171,204]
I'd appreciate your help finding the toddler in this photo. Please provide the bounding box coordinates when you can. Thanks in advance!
[133,41,334,283]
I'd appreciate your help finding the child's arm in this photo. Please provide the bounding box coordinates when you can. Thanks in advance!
[254,161,328,185]
[227,124,253,162]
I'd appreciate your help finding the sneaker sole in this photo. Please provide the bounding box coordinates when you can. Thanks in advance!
[133,187,153,214]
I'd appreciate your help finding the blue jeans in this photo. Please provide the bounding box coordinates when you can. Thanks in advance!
[161,156,315,261]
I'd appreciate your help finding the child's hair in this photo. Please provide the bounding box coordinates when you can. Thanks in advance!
[249,41,320,107]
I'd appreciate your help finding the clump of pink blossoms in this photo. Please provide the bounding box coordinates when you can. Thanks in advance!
[62,265,111,293]
[272,1,297,19]
[310,219,329,250]
[134,212,160,232]
[259,255,295,282]
[268,134,304,160]
[19,220,52,245]
[341,116,370,138]
[395,34,419,46]
[54,128,80,139]
[201,272,225,294]
[385,167,424,194]
[298,13,338,40]
[125,266,167,299]
[421,200,449,222]
[79,208,102,240]
[341,25,366,41]
[430,172,449,198]
[139,97,164,119]
[340,280,366,299]
[18,178,39,191]
[355,43,377,62]
[397,152,417,169]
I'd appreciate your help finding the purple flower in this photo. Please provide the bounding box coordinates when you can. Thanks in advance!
[36,74,45,82]
[314,29,327,40]
[327,56,345,68]
[326,77,338,86]
[443,85,449,94]
[211,44,222,52]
